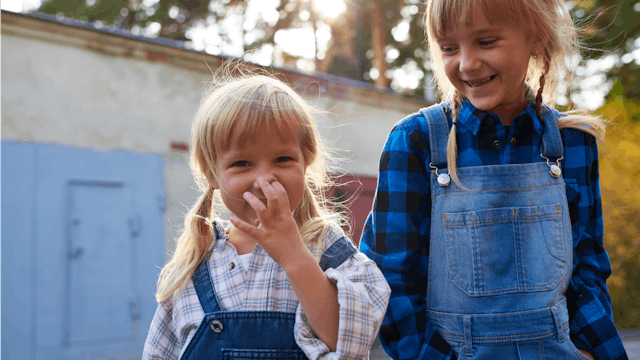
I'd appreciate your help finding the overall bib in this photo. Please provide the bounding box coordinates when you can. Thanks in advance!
[422,105,590,359]
[179,236,358,360]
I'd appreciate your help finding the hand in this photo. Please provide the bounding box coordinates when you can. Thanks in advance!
[229,177,307,269]
[579,349,595,359]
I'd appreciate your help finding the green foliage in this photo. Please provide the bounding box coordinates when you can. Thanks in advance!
[597,82,640,328]
[38,0,235,41]
[571,0,640,101]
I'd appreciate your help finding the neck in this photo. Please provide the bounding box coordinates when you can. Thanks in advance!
[228,225,258,255]
[495,100,528,126]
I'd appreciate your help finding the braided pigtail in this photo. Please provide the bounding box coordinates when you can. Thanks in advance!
[535,53,550,120]
[447,90,464,188]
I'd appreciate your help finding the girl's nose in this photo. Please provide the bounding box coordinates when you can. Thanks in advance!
[252,171,278,191]
[459,48,481,73]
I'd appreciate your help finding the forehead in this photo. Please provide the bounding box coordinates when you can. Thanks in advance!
[438,11,498,39]
[429,0,525,38]
[227,122,299,150]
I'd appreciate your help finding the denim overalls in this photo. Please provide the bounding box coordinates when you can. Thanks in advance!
[422,104,590,359]
[179,234,358,360]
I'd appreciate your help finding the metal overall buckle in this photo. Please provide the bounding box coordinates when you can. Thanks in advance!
[540,154,564,178]
[429,163,451,186]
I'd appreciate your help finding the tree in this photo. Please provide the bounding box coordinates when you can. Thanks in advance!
[597,81,640,329]
[569,0,640,102]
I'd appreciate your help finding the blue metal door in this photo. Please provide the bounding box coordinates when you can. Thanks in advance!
[64,181,135,346]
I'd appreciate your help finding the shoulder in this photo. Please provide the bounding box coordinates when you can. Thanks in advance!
[384,102,449,151]
[320,224,351,252]
[393,103,447,131]
[561,127,597,150]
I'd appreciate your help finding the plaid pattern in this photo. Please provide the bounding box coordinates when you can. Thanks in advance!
[143,221,391,360]
[360,99,628,360]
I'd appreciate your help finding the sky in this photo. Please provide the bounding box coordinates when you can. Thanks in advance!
[3,0,637,110]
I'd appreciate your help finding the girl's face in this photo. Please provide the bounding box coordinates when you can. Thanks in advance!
[212,124,306,226]
[436,11,538,123]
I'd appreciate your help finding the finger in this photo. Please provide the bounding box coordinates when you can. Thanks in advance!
[269,181,291,212]
[258,177,289,214]
[230,216,262,239]
[243,191,270,220]
[256,177,283,214]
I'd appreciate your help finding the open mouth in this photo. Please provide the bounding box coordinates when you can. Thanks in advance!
[465,75,497,88]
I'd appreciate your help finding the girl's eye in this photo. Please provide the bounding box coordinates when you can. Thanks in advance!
[441,46,457,53]
[233,161,248,167]
[479,39,497,46]
[276,156,292,163]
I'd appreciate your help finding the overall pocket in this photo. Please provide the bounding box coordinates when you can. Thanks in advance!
[443,204,566,297]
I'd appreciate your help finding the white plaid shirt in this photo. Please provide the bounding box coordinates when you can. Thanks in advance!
[142,221,391,360]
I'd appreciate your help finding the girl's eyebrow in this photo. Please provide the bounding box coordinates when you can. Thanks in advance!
[436,28,502,42]
[472,28,502,35]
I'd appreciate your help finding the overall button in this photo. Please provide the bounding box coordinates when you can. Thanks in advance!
[227,262,235,270]
[511,137,517,146]
[493,140,502,148]
[210,319,224,333]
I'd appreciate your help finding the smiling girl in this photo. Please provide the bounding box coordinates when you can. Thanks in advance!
[360,0,628,359]
[142,74,390,359]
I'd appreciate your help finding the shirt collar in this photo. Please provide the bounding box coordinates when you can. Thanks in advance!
[209,219,230,251]
[454,98,545,136]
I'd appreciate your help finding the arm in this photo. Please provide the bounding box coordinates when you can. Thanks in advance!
[564,132,628,360]
[294,228,392,359]
[230,177,340,350]
[282,245,341,351]
[142,302,181,360]
[360,122,457,360]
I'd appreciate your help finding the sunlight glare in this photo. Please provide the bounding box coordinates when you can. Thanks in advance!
[1,0,41,12]
[274,28,316,59]
[314,0,346,18]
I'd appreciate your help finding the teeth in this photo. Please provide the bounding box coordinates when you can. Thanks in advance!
[467,76,494,87]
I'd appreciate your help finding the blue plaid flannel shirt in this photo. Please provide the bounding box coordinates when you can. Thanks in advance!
[360,99,628,360]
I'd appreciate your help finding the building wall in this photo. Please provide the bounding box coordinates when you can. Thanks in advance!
[2,10,429,253]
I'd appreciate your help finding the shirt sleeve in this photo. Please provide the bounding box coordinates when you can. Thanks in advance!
[359,121,457,360]
[563,131,628,360]
[294,233,391,359]
[142,301,182,360]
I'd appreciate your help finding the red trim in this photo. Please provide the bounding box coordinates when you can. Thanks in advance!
[331,174,378,246]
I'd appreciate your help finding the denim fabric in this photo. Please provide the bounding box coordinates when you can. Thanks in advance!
[180,237,357,360]
[424,105,586,359]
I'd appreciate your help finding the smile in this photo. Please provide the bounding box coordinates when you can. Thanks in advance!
[464,75,497,88]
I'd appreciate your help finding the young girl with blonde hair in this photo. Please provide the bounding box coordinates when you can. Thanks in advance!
[143,74,390,359]
[361,0,628,359]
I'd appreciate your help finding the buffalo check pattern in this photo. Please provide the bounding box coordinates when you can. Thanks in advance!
[360,99,628,360]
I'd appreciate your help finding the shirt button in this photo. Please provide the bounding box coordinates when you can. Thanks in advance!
[485,118,494,126]
[493,140,501,148]
[227,262,235,270]
[511,137,517,146]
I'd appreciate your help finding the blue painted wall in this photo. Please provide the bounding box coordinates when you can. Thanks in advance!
[2,141,166,360]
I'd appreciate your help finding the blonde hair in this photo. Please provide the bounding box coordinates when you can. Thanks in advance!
[424,0,606,187]
[155,72,348,303]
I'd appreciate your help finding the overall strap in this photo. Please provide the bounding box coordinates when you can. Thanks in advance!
[539,104,564,159]
[319,237,358,271]
[192,257,223,314]
[419,104,450,169]
[193,237,357,313]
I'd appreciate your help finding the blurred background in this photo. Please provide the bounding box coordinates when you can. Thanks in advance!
[1,0,638,359]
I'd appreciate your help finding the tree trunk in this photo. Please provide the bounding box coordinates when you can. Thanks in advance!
[369,1,388,89]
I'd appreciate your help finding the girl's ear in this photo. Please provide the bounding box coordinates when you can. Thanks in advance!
[209,174,220,190]
[531,34,549,59]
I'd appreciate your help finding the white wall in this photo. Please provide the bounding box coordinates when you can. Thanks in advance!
[2,11,429,253]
